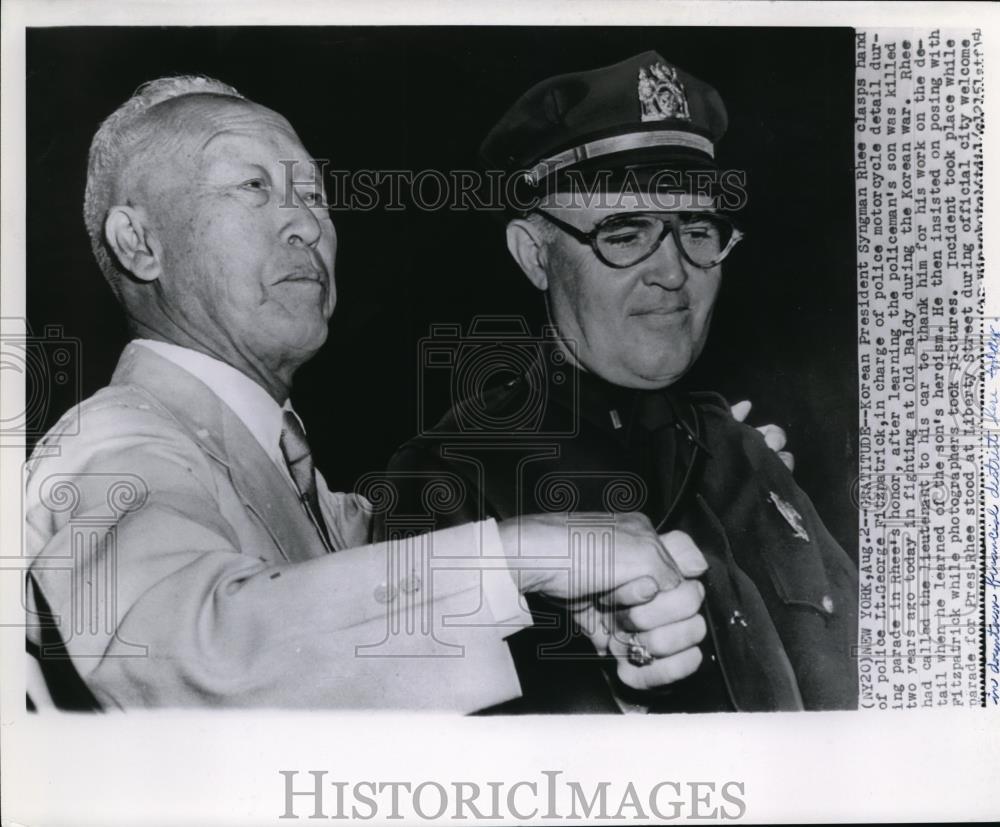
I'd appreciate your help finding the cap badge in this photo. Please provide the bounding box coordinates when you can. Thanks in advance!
[638,61,691,122]
[768,491,810,542]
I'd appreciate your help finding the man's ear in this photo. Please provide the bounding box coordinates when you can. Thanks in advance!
[505,219,549,291]
[104,206,162,283]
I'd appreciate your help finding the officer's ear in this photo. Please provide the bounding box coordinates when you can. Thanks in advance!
[104,205,163,283]
[505,218,549,291]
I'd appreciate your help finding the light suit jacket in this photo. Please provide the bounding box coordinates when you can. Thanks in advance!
[24,342,524,710]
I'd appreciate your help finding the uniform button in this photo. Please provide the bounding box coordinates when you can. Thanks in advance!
[400,574,422,594]
[374,582,398,604]
[822,595,835,614]
[729,610,748,628]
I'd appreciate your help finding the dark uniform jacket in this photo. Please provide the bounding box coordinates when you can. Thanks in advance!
[378,360,858,713]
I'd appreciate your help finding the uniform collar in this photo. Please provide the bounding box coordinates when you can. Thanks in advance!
[543,357,711,454]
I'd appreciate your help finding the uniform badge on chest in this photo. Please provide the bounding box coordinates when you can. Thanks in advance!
[768,491,810,542]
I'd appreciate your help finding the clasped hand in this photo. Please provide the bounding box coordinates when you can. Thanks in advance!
[498,512,708,691]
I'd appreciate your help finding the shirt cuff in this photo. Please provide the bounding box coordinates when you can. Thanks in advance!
[479,518,534,632]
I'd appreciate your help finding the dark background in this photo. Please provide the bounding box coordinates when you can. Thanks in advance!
[26,26,859,554]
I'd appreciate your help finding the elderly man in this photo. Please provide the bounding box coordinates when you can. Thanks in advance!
[24,75,707,710]
[383,52,859,713]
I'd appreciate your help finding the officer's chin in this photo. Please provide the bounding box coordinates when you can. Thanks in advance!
[602,360,692,390]
[626,372,687,391]
[620,347,698,390]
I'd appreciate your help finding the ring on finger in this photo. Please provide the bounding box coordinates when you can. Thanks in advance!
[627,633,654,667]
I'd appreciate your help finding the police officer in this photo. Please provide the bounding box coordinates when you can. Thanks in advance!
[381,51,858,713]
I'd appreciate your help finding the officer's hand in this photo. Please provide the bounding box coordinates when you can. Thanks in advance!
[602,531,709,690]
[497,512,683,601]
[730,399,795,472]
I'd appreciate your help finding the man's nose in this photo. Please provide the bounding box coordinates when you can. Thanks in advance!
[639,231,688,290]
[280,189,323,249]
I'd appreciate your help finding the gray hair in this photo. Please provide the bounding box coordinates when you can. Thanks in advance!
[83,75,246,300]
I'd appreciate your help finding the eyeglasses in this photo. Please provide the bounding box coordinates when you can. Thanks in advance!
[534,209,744,270]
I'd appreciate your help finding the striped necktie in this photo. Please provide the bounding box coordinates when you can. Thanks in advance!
[279,410,335,553]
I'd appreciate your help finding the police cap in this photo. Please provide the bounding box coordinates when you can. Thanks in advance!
[481,51,729,203]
